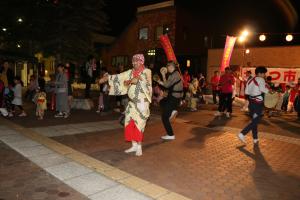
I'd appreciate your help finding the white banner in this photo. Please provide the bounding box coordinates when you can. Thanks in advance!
[242,67,300,84]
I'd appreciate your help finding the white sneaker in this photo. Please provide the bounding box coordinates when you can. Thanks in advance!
[214,111,222,116]
[63,112,69,119]
[226,112,231,118]
[161,135,175,140]
[124,142,138,153]
[54,112,64,118]
[253,139,259,144]
[18,112,27,117]
[169,110,178,121]
[135,145,142,156]
[237,133,246,143]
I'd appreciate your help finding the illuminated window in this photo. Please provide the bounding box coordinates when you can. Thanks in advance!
[139,27,148,40]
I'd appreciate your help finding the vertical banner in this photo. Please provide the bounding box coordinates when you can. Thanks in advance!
[220,36,236,72]
[159,34,177,62]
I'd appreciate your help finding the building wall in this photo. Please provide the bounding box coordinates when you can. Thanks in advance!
[101,7,176,72]
[207,46,300,81]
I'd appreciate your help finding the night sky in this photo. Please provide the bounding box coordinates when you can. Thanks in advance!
[105,0,300,46]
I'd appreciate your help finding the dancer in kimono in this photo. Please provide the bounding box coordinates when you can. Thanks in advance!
[99,54,152,156]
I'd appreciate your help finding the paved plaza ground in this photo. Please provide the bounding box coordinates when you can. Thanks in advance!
[1,104,300,200]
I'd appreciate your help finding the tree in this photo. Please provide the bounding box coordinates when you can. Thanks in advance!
[0,0,108,62]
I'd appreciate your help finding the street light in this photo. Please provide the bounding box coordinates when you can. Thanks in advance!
[259,34,266,41]
[241,30,249,37]
[2,28,7,32]
[17,44,21,48]
[17,18,23,23]
[286,34,293,42]
[238,29,249,43]
[245,49,250,54]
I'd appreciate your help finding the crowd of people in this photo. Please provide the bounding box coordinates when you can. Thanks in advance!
[1,55,300,156]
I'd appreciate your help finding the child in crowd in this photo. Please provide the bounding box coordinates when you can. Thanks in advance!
[11,76,27,117]
[34,87,47,120]
[3,87,14,117]
[187,78,199,111]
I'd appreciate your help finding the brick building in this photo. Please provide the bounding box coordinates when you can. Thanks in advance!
[101,0,208,74]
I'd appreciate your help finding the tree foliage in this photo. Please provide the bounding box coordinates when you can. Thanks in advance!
[0,0,108,62]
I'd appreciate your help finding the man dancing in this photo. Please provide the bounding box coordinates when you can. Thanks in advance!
[238,66,269,144]
[100,54,152,156]
[158,61,183,140]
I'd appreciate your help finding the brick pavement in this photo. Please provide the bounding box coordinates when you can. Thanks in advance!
[2,104,300,200]
[0,121,189,200]
[52,120,300,200]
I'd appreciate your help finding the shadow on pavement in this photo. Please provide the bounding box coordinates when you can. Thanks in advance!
[184,126,223,148]
[269,118,300,136]
[206,116,232,128]
[237,145,300,199]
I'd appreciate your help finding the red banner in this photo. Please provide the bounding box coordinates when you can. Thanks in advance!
[220,36,236,72]
[160,34,177,62]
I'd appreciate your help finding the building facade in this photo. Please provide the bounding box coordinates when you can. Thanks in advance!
[101,0,207,75]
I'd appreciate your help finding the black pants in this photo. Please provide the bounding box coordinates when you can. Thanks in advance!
[241,100,263,139]
[218,93,232,113]
[212,90,219,104]
[183,87,188,99]
[160,96,180,136]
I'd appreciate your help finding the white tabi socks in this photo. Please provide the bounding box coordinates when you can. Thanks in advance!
[125,141,138,153]
[124,141,142,156]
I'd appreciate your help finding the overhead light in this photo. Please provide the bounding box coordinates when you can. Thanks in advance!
[241,30,249,37]
[245,49,250,54]
[286,34,293,42]
[259,34,266,41]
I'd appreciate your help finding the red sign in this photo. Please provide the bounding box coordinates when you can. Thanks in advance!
[220,36,236,72]
[160,34,177,62]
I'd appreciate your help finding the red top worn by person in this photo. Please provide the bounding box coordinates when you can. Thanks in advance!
[211,71,220,91]
[219,69,235,94]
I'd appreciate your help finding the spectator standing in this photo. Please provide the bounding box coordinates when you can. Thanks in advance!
[0,61,14,87]
[54,64,69,118]
[182,70,191,100]
[85,56,96,98]
[11,76,27,117]
[215,67,235,118]
[210,71,220,104]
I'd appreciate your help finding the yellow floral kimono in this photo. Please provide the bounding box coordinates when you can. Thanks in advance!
[108,68,152,142]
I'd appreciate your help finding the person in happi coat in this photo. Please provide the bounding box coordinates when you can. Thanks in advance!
[99,54,152,156]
